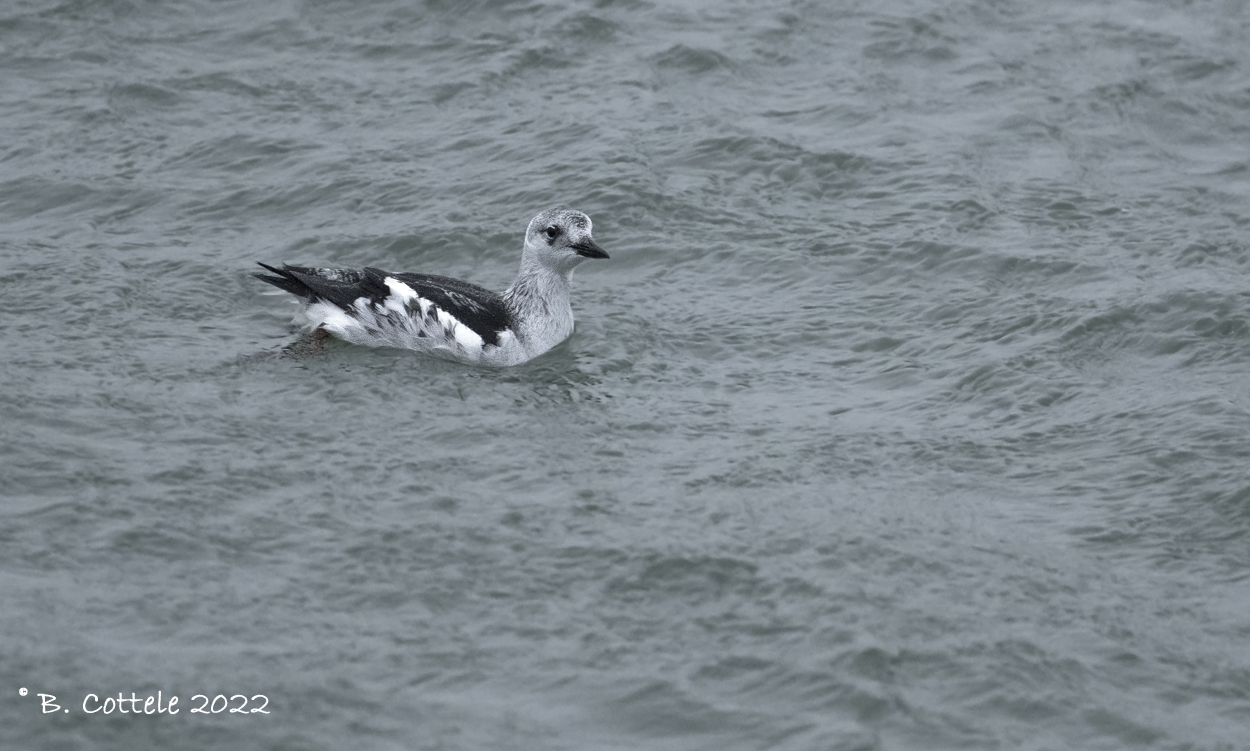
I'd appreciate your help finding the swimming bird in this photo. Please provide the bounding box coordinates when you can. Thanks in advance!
[254,208,608,366]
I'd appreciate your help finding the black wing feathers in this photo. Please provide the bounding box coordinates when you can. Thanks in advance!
[387,271,513,347]
[254,263,513,347]
[253,263,381,310]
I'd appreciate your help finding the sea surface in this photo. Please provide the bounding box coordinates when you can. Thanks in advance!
[2,0,1249,749]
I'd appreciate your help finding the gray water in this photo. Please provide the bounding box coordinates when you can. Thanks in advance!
[3,0,1249,748]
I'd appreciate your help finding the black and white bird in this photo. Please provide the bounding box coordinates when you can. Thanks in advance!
[254,208,608,366]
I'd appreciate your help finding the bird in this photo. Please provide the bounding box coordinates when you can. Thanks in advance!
[253,208,608,366]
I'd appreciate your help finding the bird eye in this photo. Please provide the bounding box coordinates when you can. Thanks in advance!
[544,225,560,240]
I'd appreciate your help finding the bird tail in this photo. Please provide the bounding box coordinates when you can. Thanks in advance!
[253,263,314,299]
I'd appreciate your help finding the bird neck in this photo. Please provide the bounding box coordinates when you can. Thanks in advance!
[503,254,576,347]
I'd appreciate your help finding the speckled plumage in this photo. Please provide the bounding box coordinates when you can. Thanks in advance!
[254,209,608,366]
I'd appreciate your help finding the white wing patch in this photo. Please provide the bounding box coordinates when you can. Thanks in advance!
[383,277,419,313]
[430,307,484,351]
[388,285,486,354]
[453,321,484,349]
[298,277,489,359]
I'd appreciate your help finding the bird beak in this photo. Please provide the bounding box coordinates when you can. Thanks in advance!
[572,239,609,259]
